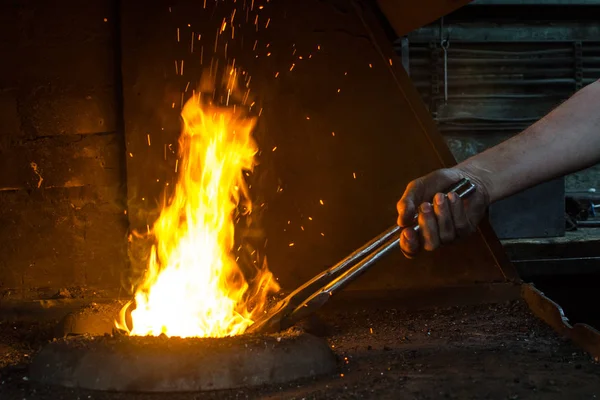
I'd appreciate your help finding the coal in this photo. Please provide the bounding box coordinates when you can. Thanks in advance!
[29,329,337,392]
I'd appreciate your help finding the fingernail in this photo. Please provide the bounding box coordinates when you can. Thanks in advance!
[435,193,445,206]
[420,202,432,213]
[448,192,458,203]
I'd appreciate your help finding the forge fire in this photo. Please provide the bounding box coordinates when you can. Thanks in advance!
[117,74,279,338]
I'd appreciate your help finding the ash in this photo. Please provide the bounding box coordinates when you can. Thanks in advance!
[2,300,600,399]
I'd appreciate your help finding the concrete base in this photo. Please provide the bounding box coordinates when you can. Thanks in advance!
[29,330,337,392]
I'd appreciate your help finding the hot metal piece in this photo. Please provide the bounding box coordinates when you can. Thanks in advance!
[248,178,476,334]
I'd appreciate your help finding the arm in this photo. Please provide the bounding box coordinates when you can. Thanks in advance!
[462,79,600,203]
[397,80,600,256]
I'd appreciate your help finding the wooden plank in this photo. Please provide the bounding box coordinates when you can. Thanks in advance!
[0,133,124,191]
[0,186,128,295]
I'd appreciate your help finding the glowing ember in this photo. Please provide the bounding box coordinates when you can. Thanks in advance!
[118,75,279,338]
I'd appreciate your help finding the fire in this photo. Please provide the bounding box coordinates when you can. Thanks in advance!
[118,82,279,338]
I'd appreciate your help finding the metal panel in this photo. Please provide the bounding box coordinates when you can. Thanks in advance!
[489,178,566,239]
[376,0,474,37]
[409,23,600,42]
[120,0,516,293]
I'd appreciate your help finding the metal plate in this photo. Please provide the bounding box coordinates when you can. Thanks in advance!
[120,0,516,293]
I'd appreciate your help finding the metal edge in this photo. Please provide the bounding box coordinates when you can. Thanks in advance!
[522,283,600,360]
[352,0,520,282]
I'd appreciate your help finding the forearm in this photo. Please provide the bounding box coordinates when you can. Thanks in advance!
[458,80,600,203]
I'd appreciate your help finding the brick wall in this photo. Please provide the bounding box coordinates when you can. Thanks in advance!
[0,0,128,299]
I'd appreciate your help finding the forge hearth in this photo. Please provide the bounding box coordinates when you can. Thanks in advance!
[30,329,336,392]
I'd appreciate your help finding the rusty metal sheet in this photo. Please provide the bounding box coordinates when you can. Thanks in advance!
[377,0,474,37]
[522,284,600,359]
[120,0,516,293]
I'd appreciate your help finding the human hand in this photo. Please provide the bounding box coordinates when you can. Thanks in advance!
[396,168,490,257]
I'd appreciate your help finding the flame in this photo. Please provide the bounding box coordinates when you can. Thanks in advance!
[119,80,279,338]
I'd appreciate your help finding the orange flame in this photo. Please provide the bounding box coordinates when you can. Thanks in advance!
[119,79,279,338]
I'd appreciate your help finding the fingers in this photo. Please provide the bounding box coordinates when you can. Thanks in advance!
[433,193,455,244]
[448,191,474,237]
[401,193,466,257]
[418,202,440,251]
[399,226,419,258]
[397,179,423,227]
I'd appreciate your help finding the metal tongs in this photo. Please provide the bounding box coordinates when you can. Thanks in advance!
[247,178,476,334]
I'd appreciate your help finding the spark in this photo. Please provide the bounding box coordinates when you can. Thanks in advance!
[129,152,133,158]
[289,243,295,247]
[274,72,279,78]
[289,63,295,71]
[389,58,393,66]
[177,28,180,42]
[321,233,325,237]
[180,60,184,75]
[308,217,313,221]
[191,32,195,52]
[103,18,108,22]
[185,81,190,92]
[332,132,335,136]
[147,134,151,146]
[370,327,373,334]
[337,89,341,93]
[369,63,373,68]
[265,18,270,28]
[175,159,179,173]
[319,199,324,205]
[353,172,357,179]
[272,146,277,151]
[175,60,178,74]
